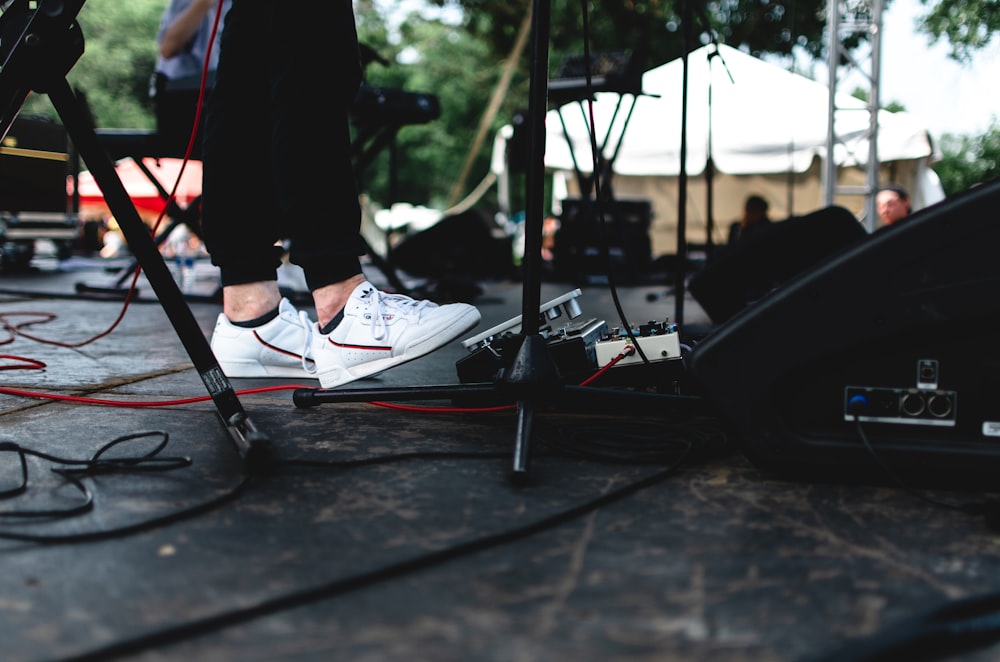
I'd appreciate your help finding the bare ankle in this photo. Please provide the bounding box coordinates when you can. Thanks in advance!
[312,274,366,327]
[223,282,283,322]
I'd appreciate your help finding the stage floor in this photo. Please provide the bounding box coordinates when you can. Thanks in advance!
[0,255,998,662]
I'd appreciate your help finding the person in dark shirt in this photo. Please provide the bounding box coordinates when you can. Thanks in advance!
[150,0,231,156]
[728,194,772,244]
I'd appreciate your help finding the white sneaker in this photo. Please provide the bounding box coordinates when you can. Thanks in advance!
[312,281,481,389]
[210,298,316,378]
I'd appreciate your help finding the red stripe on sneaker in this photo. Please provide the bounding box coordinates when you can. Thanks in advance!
[328,338,392,352]
[253,331,306,360]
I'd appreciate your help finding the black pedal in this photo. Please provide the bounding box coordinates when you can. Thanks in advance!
[457,288,622,385]
[456,317,607,384]
[456,334,521,383]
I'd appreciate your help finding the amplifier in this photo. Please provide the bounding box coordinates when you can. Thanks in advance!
[0,114,72,214]
[553,197,652,283]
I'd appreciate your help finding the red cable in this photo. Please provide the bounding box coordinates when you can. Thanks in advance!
[0,349,637,410]
[0,355,46,370]
[0,384,306,407]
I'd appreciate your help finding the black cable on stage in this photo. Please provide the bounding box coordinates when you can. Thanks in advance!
[60,429,704,661]
[0,431,253,544]
[0,404,728,658]
[853,418,998,517]
[574,0,648,364]
[809,589,1000,662]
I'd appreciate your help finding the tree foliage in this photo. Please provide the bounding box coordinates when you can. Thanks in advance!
[434,0,845,71]
[932,119,1000,194]
[21,0,163,129]
[356,8,516,209]
[918,0,1000,62]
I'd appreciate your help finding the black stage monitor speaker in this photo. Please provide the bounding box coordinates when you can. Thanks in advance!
[686,178,1000,487]
[389,208,514,281]
[689,206,868,324]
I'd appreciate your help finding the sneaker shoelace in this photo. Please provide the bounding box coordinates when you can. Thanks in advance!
[297,309,316,375]
[366,289,434,342]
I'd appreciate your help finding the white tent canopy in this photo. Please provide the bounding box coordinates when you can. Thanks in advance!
[492,44,943,251]
[543,43,936,176]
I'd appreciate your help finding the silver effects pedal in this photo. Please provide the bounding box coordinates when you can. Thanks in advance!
[593,320,682,369]
[461,289,589,351]
[456,289,608,383]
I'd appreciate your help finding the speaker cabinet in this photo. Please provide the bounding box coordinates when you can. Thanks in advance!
[0,115,71,214]
[689,206,868,324]
[686,178,1000,487]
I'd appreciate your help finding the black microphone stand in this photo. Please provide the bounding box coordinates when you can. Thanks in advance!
[674,0,693,327]
[696,12,732,263]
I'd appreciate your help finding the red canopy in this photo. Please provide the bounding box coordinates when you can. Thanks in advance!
[70,157,202,220]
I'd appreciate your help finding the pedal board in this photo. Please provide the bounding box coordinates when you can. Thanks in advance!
[457,289,604,383]
[456,289,685,388]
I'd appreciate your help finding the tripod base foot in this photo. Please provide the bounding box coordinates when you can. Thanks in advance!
[223,412,275,477]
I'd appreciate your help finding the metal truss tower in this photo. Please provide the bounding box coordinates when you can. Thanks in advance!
[824,0,884,230]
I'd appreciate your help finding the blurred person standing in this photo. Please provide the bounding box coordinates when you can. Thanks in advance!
[151,0,231,156]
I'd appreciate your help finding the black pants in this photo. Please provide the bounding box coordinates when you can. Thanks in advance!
[200,0,365,291]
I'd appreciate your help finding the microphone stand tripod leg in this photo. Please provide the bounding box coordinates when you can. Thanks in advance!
[501,333,562,477]
[512,402,534,478]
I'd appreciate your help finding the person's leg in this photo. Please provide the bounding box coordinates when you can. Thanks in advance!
[201,0,284,320]
[211,0,363,327]
[266,1,481,389]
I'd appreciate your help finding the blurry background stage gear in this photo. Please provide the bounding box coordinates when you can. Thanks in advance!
[0,115,80,272]
[368,206,516,303]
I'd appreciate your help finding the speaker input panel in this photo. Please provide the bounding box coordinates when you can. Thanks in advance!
[845,386,957,427]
